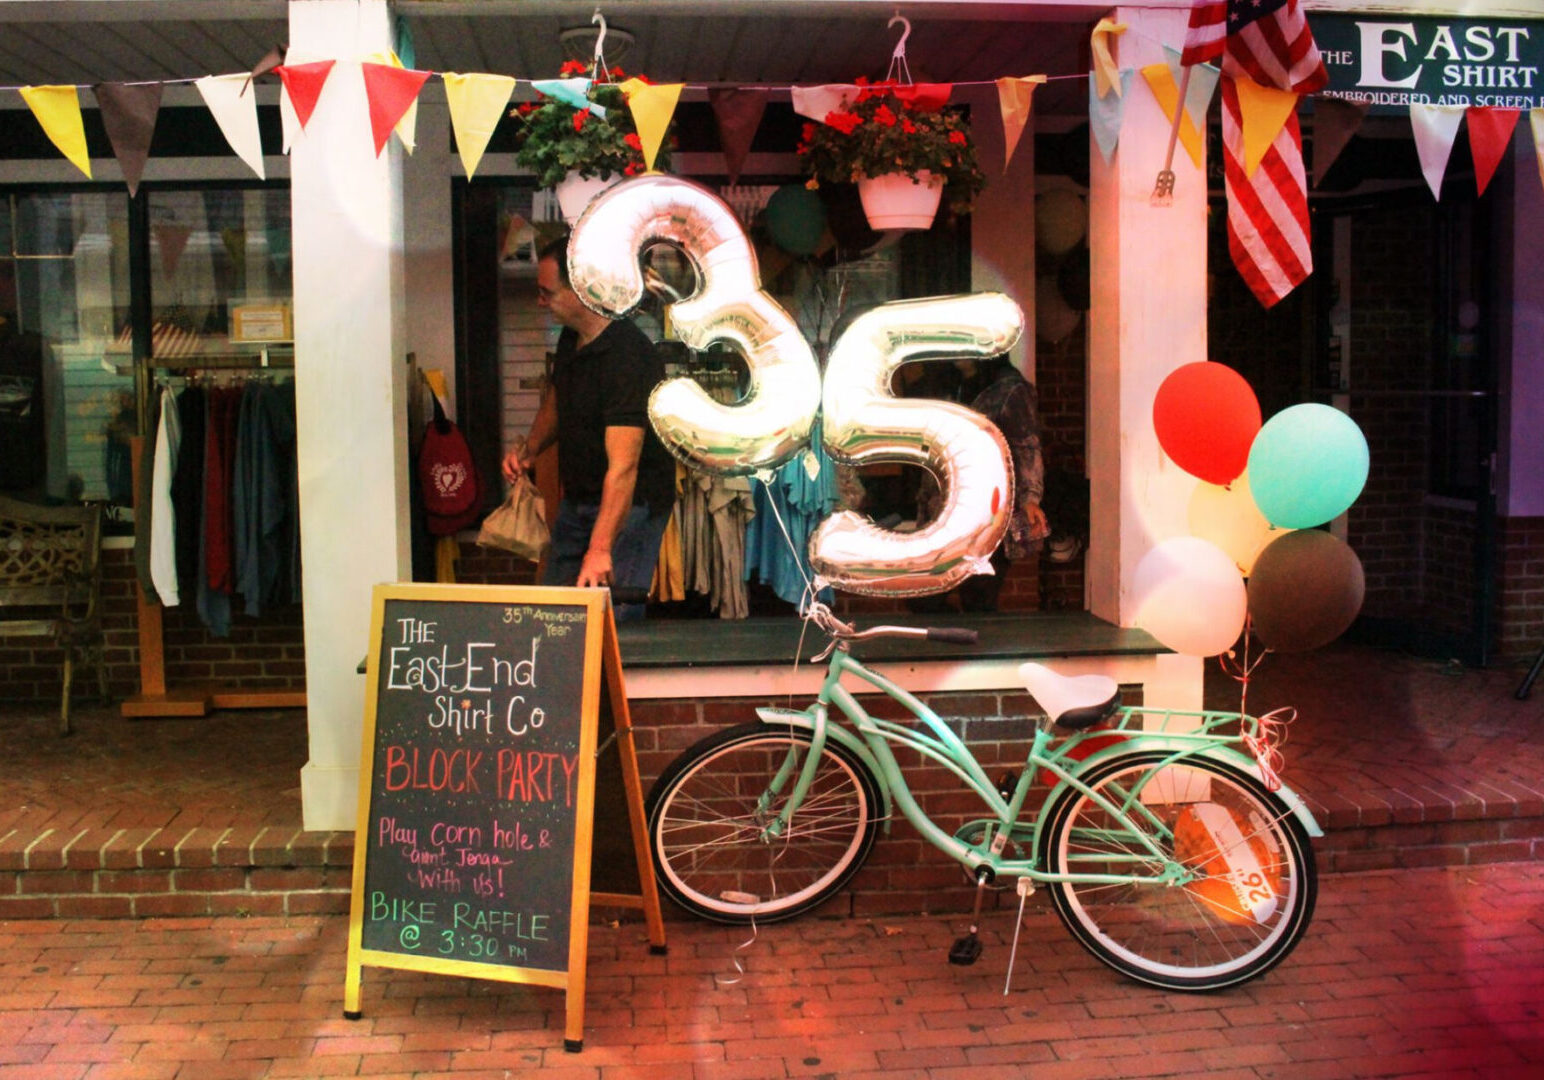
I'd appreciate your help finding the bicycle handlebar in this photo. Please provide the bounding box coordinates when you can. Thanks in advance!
[926,627,979,645]
[805,601,977,649]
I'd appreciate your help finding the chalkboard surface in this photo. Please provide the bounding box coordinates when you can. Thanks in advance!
[357,592,594,974]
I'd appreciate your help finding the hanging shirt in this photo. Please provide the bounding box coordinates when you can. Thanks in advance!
[149,386,182,606]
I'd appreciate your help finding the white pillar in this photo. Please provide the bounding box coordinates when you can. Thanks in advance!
[290,0,412,830]
[1087,5,1209,628]
[1086,6,1207,710]
[1501,124,1544,519]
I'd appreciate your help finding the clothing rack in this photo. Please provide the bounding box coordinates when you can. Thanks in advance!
[121,352,306,717]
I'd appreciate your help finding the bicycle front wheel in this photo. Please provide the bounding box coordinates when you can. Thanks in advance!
[1040,750,1316,991]
[646,722,882,924]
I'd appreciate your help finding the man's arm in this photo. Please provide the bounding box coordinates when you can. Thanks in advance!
[502,390,558,482]
[576,424,645,588]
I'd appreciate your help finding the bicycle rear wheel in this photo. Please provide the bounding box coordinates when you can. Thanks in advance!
[1040,750,1316,991]
[646,722,882,924]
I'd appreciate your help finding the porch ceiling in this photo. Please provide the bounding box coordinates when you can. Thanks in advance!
[0,1,1095,114]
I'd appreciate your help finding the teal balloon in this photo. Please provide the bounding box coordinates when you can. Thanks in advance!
[764,184,826,256]
[1248,404,1369,529]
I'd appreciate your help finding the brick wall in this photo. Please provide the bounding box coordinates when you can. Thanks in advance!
[1496,515,1544,664]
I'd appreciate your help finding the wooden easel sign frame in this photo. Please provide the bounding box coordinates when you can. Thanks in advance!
[343,583,664,1051]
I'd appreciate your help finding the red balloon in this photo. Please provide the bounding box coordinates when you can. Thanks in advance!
[1152,362,1262,484]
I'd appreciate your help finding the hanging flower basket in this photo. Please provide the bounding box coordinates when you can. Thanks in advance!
[798,80,984,231]
[510,60,671,222]
[555,170,619,224]
[857,170,944,231]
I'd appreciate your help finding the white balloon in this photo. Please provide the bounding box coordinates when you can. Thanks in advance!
[1132,537,1248,657]
[566,174,819,475]
[810,293,1023,596]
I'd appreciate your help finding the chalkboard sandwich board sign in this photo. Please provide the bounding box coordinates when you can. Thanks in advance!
[343,583,664,1051]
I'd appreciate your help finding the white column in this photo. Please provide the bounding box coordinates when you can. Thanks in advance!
[1087,5,1209,628]
[1501,124,1544,518]
[290,0,412,830]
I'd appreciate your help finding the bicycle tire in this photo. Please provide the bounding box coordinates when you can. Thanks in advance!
[646,721,883,924]
[1039,749,1317,991]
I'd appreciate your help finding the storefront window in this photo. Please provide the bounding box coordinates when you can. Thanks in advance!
[0,190,133,510]
[146,187,292,365]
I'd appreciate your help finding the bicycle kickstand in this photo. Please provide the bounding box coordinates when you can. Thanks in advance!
[1003,877,1035,995]
[949,867,993,966]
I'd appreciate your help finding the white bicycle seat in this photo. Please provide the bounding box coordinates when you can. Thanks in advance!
[1018,662,1120,730]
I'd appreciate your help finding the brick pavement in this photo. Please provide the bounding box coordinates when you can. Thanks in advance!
[1,860,1541,1079]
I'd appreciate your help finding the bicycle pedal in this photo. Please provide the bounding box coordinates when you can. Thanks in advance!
[948,934,983,966]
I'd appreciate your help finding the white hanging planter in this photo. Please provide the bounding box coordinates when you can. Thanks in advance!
[857,169,944,231]
[554,171,619,224]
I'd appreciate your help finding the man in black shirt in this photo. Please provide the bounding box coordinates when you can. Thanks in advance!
[501,235,674,618]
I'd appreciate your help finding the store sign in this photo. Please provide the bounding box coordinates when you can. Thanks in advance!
[1311,15,1542,113]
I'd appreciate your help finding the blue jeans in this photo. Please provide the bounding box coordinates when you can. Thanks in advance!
[540,499,670,621]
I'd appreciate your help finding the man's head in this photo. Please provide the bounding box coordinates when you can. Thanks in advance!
[535,233,602,335]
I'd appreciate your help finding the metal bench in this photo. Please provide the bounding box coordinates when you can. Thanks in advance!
[0,495,107,735]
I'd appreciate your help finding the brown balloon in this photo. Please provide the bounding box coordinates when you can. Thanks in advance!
[1247,529,1365,652]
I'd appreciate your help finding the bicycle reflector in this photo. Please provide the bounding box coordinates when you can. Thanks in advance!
[1173,802,1281,926]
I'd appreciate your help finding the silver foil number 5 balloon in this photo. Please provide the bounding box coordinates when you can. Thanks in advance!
[810,294,1023,596]
[566,174,820,475]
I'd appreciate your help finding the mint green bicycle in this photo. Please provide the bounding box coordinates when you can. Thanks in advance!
[645,602,1321,991]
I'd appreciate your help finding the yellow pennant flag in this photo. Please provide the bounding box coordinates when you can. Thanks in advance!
[1232,75,1299,177]
[1140,64,1203,169]
[995,76,1046,174]
[20,85,92,178]
[443,72,516,179]
[621,78,683,172]
[1090,18,1128,99]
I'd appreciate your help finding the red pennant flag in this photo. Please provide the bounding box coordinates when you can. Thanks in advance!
[893,83,952,111]
[1466,106,1520,196]
[361,62,431,156]
[275,60,335,131]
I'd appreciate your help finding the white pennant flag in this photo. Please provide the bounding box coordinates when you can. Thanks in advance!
[195,73,266,179]
[790,84,860,124]
[278,86,301,154]
[1409,103,1465,201]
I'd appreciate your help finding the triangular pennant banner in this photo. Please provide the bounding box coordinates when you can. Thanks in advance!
[250,45,285,81]
[708,88,768,185]
[995,76,1046,174]
[1140,64,1204,169]
[1409,104,1466,201]
[1311,98,1369,187]
[194,74,265,179]
[790,84,859,124]
[94,81,160,196]
[360,63,431,156]
[1532,107,1544,192]
[621,79,683,172]
[531,77,605,118]
[892,83,952,112]
[443,72,516,180]
[1232,75,1299,178]
[1090,70,1133,164]
[1163,46,1220,133]
[274,60,335,131]
[1091,18,1127,99]
[1466,106,1521,196]
[154,224,192,278]
[19,85,92,178]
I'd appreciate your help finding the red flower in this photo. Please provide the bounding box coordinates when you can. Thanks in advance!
[573,111,587,133]
[902,116,916,134]
[609,66,627,79]
[624,161,642,176]
[801,123,816,142]
[825,110,862,135]
[948,130,967,145]
[874,104,897,127]
[624,132,643,150]
[559,59,588,77]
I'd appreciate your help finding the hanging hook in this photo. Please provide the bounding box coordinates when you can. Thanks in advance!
[885,12,913,85]
[888,13,911,61]
[591,9,609,76]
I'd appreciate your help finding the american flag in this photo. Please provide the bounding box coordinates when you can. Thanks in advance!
[1184,1,1327,307]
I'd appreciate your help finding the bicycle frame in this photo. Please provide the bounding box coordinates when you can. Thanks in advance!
[754,644,1322,888]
